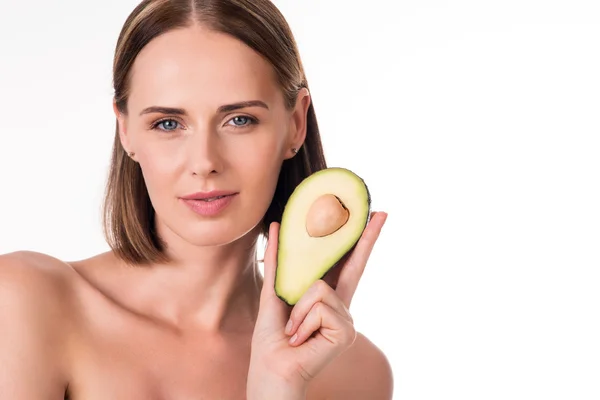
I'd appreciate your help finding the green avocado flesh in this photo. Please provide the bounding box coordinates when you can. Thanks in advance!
[275,167,371,305]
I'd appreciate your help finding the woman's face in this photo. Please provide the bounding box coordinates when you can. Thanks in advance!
[116,25,309,247]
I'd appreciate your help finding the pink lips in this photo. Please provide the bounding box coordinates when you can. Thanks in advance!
[179,190,238,217]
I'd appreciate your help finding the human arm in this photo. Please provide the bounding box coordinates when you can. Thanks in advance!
[0,252,70,399]
[308,332,394,400]
[247,212,390,399]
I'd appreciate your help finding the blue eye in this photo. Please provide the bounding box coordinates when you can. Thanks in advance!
[228,115,257,128]
[152,119,180,131]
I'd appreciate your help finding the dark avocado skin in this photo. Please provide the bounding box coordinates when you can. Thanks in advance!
[274,170,372,306]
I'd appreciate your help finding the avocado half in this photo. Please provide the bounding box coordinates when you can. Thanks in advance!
[275,167,371,305]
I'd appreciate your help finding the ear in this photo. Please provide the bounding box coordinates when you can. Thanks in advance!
[286,87,311,159]
[113,100,132,155]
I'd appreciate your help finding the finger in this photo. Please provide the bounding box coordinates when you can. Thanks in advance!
[288,301,356,349]
[261,222,279,293]
[322,257,345,290]
[285,280,351,337]
[336,211,388,308]
[258,222,289,317]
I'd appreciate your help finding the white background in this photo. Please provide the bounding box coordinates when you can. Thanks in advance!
[1,0,599,398]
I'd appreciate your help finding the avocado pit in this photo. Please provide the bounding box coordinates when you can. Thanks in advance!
[306,194,349,237]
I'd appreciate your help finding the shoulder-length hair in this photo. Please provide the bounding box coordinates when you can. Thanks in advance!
[102,0,327,265]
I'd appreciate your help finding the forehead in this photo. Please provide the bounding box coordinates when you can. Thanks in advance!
[127,25,281,111]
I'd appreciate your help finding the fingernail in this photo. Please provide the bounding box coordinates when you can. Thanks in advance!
[285,319,293,335]
[289,333,298,344]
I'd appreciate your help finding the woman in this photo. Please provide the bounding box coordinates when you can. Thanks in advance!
[0,0,393,398]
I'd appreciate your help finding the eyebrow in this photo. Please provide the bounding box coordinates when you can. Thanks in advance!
[139,100,269,116]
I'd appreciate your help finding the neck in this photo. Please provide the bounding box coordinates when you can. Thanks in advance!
[122,224,265,335]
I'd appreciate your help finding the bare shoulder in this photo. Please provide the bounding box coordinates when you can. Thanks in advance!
[310,332,394,400]
[1,249,73,277]
[0,250,76,398]
[0,250,76,305]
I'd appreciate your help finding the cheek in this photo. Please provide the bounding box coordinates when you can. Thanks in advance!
[136,143,185,194]
[235,132,284,169]
[231,134,284,196]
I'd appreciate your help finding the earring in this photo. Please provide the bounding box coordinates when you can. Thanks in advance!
[128,151,135,158]
[291,147,298,154]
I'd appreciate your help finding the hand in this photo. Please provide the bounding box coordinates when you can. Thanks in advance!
[247,211,388,399]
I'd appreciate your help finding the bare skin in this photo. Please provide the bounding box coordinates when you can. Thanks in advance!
[0,250,392,399]
[0,25,393,399]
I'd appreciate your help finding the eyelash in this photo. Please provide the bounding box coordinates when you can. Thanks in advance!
[227,115,258,129]
[150,115,258,132]
[150,118,182,132]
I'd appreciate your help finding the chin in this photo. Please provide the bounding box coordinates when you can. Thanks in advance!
[155,210,264,249]
[187,218,261,247]
[152,191,273,249]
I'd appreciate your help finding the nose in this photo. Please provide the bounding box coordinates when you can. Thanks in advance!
[186,126,224,177]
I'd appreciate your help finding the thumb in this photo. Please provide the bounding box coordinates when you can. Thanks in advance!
[259,222,288,313]
[261,222,279,294]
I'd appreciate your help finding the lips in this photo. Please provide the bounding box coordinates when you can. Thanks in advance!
[196,195,229,202]
[179,190,239,217]
[180,190,238,200]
